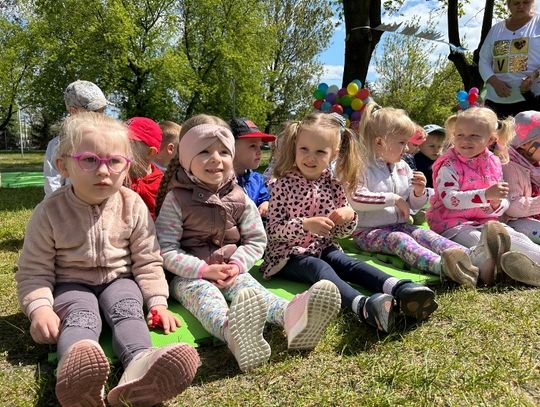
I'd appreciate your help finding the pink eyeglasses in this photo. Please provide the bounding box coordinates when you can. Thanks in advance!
[65,152,131,173]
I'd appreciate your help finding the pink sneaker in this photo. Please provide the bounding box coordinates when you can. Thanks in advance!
[55,339,109,407]
[107,343,199,407]
[284,280,341,350]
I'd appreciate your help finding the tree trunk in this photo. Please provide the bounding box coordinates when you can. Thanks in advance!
[447,0,494,90]
[342,0,382,87]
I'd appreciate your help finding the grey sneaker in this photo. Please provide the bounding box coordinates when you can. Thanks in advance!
[284,280,341,350]
[107,343,199,407]
[500,251,540,287]
[469,221,511,285]
[55,339,109,407]
[359,293,395,333]
[224,287,271,372]
[441,248,479,288]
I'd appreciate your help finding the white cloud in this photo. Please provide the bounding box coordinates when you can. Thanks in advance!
[320,65,344,85]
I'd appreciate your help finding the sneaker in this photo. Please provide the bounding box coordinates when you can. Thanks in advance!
[55,339,109,407]
[107,343,199,407]
[469,221,511,285]
[441,248,479,288]
[393,281,438,321]
[500,251,540,287]
[358,293,395,333]
[223,287,271,372]
[284,280,341,350]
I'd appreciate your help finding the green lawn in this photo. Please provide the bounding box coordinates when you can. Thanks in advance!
[1,155,540,406]
[0,151,46,172]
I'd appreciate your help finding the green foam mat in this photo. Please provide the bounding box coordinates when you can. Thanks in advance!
[48,240,439,363]
[1,172,44,188]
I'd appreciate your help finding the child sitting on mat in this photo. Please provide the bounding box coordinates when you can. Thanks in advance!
[261,112,438,334]
[154,114,340,372]
[16,112,198,407]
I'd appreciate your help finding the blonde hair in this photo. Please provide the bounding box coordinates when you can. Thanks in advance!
[273,111,364,194]
[56,112,131,160]
[357,103,416,163]
[159,120,182,145]
[445,106,515,164]
[128,140,152,179]
[155,114,229,216]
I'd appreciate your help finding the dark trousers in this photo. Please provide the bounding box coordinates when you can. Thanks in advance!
[278,246,393,308]
[53,278,151,368]
[484,99,532,119]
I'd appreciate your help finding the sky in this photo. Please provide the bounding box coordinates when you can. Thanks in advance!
[318,0,540,86]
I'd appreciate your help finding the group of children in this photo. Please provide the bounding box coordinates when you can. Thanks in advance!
[16,79,540,406]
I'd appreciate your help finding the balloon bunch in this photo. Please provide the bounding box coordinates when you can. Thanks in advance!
[312,79,372,127]
[456,87,481,111]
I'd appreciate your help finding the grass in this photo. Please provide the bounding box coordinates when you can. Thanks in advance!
[0,151,45,172]
[2,155,540,406]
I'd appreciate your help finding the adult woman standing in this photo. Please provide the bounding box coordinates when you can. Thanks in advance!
[479,0,540,118]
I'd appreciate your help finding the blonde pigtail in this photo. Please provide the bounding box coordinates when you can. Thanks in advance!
[155,150,180,217]
[494,116,515,164]
[335,128,364,195]
[273,121,301,179]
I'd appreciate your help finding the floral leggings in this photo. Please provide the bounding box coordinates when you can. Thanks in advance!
[353,223,466,273]
[170,272,287,341]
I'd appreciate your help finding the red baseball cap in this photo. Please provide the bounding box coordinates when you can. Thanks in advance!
[126,117,163,151]
[229,118,276,142]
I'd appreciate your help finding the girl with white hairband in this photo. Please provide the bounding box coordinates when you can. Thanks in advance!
[502,110,540,244]
[154,114,340,372]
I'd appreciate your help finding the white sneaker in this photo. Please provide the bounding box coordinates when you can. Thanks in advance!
[284,280,341,349]
[224,287,270,372]
[55,339,109,407]
[441,248,479,288]
[500,251,540,287]
[469,221,511,285]
[107,343,199,407]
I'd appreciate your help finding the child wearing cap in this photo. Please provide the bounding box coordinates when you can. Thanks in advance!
[402,125,427,170]
[229,118,276,217]
[154,121,182,172]
[43,80,111,196]
[126,117,164,219]
[502,110,540,244]
[414,125,446,189]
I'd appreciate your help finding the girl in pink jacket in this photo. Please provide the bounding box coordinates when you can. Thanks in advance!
[502,110,540,244]
[427,107,540,287]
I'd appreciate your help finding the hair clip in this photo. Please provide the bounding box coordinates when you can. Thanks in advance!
[329,112,346,133]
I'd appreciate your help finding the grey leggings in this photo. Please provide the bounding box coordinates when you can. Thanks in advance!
[53,278,151,368]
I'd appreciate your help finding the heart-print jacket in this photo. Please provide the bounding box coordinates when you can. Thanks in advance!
[426,147,508,235]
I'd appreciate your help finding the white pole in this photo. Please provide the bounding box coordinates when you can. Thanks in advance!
[18,107,24,157]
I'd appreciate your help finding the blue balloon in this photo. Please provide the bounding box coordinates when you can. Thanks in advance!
[456,90,468,102]
[321,101,332,112]
[318,83,329,93]
[459,100,469,110]
[352,79,363,88]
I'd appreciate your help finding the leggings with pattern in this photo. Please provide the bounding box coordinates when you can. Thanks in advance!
[170,272,288,341]
[353,223,467,274]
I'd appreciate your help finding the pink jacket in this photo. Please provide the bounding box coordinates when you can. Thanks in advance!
[426,147,508,234]
[502,160,540,220]
[260,169,357,278]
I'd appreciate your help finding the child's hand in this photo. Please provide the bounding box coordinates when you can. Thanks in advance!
[29,306,60,344]
[203,264,233,282]
[303,216,335,237]
[147,305,181,334]
[485,182,509,201]
[411,171,427,196]
[520,70,539,93]
[328,207,355,226]
[214,264,240,289]
[258,201,269,217]
[394,196,410,220]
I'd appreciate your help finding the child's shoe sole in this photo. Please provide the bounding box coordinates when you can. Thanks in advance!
[56,340,109,407]
[397,285,438,321]
[287,280,341,350]
[226,288,271,372]
[442,248,479,288]
[107,344,200,407]
[500,252,540,287]
[482,221,511,282]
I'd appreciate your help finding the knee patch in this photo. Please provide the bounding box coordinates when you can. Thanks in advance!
[111,298,144,321]
[63,310,99,330]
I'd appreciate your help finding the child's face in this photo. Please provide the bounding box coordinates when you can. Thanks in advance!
[295,128,337,180]
[419,133,444,160]
[57,128,130,205]
[234,138,262,173]
[377,133,410,164]
[453,117,495,159]
[190,139,233,190]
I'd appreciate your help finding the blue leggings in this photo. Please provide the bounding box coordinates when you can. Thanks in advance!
[278,246,393,308]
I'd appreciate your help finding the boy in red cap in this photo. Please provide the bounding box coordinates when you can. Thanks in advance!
[127,117,164,219]
[229,118,276,217]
